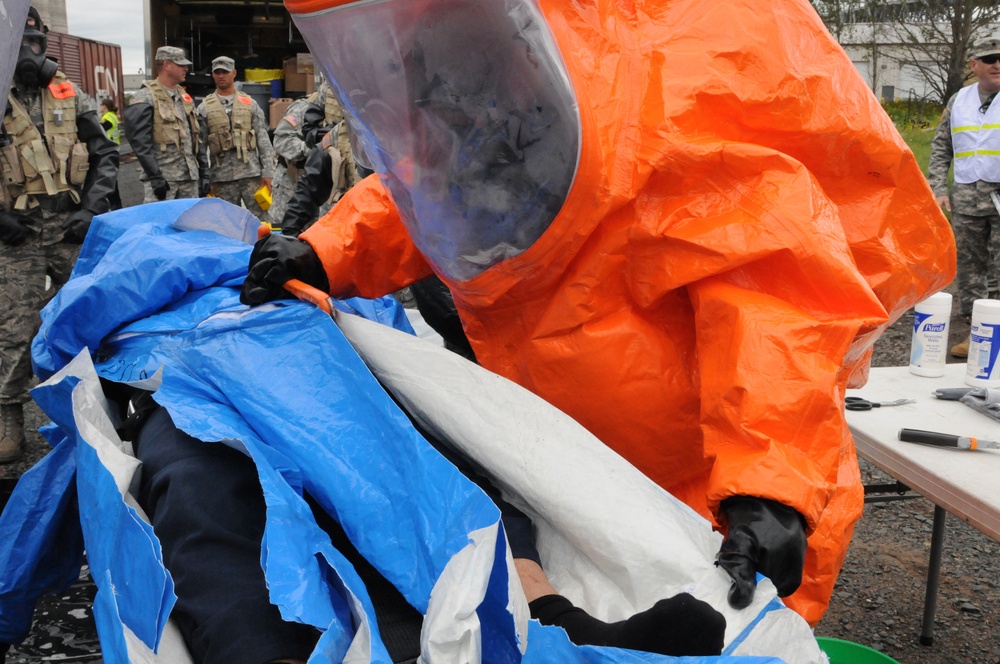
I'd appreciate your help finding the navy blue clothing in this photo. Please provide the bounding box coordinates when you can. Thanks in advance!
[132,399,540,663]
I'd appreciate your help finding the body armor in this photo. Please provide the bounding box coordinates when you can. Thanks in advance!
[323,121,360,204]
[1,72,89,211]
[203,92,257,163]
[143,79,199,154]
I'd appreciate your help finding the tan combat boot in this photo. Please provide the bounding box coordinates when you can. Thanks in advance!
[951,338,970,358]
[0,403,24,464]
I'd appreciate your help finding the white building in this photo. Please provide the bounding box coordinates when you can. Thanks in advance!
[832,20,1000,102]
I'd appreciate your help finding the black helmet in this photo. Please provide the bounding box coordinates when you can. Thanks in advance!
[24,6,48,52]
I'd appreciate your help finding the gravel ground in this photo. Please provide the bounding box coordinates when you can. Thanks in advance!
[2,296,998,663]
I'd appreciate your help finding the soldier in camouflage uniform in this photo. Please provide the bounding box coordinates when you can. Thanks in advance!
[928,38,1000,357]
[197,56,276,220]
[269,81,345,225]
[124,46,210,204]
[280,122,364,236]
[0,7,119,462]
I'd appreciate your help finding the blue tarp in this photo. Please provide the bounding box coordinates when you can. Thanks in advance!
[0,199,787,663]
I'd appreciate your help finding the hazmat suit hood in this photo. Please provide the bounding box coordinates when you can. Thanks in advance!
[292,0,579,280]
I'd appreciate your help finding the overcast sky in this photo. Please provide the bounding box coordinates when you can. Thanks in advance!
[65,0,146,75]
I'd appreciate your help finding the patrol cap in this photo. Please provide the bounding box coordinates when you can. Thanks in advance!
[155,45,193,66]
[211,56,236,72]
[969,38,1000,60]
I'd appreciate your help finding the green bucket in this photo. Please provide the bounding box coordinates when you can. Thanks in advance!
[816,637,901,664]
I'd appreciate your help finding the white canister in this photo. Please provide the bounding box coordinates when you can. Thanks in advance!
[966,299,1000,387]
[910,292,952,377]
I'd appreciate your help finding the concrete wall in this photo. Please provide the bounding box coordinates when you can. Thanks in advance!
[32,0,68,34]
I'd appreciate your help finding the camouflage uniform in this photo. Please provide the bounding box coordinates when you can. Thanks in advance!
[125,81,208,203]
[197,91,276,220]
[929,87,1000,316]
[1,79,118,409]
[281,123,364,235]
[270,84,345,225]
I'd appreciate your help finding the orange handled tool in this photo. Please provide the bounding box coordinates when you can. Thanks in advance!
[254,224,330,313]
[898,428,1000,451]
[284,278,334,315]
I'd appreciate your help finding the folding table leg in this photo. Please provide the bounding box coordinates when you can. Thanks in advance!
[920,505,947,646]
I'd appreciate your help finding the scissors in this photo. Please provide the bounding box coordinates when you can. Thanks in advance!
[845,397,917,411]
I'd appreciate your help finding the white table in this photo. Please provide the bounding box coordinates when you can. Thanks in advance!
[845,363,1000,645]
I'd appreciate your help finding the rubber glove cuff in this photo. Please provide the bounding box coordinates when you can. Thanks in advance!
[716,496,807,609]
[241,234,330,306]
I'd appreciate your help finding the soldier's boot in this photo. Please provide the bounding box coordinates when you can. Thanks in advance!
[951,338,970,358]
[0,403,25,464]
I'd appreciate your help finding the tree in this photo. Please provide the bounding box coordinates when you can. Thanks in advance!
[810,0,1000,103]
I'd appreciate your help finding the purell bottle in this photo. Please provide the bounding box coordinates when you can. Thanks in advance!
[910,292,952,377]
[966,299,1000,387]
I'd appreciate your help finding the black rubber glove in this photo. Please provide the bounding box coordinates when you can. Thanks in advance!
[61,209,94,244]
[305,126,334,150]
[0,211,31,246]
[241,234,330,306]
[198,172,212,198]
[150,175,169,201]
[716,496,807,609]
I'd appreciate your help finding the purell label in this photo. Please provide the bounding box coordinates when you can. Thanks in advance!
[910,311,948,368]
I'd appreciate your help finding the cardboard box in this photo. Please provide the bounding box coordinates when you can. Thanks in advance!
[296,52,314,74]
[269,97,294,130]
[283,58,308,92]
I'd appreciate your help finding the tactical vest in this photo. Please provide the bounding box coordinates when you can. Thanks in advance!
[143,79,200,154]
[101,110,120,145]
[204,92,257,163]
[323,120,360,204]
[951,84,1000,185]
[1,72,89,211]
[323,92,344,126]
[305,88,345,126]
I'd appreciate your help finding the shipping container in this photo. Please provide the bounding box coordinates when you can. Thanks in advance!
[45,31,125,114]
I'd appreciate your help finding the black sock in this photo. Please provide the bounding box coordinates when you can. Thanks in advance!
[528,593,726,656]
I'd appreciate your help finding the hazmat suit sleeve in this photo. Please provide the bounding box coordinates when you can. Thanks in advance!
[76,109,119,217]
[300,175,435,297]
[282,145,333,237]
[123,100,160,181]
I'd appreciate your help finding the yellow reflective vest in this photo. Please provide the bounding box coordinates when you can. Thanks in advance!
[101,110,121,145]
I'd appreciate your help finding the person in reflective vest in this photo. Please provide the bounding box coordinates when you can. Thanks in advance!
[928,38,1000,358]
[99,98,120,145]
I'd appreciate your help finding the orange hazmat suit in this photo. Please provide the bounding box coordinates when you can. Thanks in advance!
[286,0,955,623]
